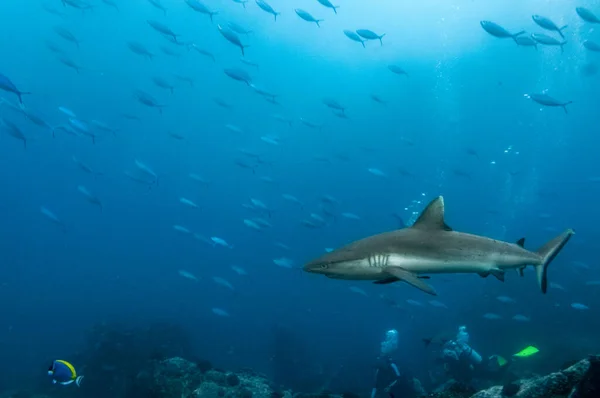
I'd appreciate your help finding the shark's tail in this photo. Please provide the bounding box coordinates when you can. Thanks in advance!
[535,229,575,293]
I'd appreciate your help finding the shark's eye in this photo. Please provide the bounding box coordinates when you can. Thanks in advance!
[320,263,329,269]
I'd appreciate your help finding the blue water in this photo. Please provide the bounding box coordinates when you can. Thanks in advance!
[0,0,599,394]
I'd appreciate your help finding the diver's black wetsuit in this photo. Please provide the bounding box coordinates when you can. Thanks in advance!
[371,356,426,398]
[444,347,478,383]
[443,351,510,387]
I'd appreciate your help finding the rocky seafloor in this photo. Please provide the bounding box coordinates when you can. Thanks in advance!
[428,355,600,398]
[145,355,600,398]
[3,354,599,398]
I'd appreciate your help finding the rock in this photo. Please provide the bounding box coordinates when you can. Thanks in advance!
[205,370,228,386]
[187,368,274,398]
[470,357,591,398]
[235,387,253,398]
[570,355,600,397]
[428,380,476,398]
[237,373,275,398]
[193,381,222,398]
[160,357,201,379]
[500,382,520,397]
[152,357,204,398]
[227,373,241,387]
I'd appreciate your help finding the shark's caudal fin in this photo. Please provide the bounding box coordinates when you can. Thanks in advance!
[535,229,575,293]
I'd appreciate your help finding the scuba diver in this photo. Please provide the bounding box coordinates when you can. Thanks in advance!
[371,329,427,398]
[438,326,506,385]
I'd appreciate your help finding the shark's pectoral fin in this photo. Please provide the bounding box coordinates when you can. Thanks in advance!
[479,269,505,281]
[490,268,505,282]
[411,196,452,231]
[383,267,437,295]
[374,277,399,285]
[516,238,526,277]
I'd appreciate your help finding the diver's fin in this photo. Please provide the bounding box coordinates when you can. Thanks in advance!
[412,196,452,231]
[496,355,508,367]
[383,266,437,295]
[534,229,575,293]
[513,346,539,358]
[374,277,399,285]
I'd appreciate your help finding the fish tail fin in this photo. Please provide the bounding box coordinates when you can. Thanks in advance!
[361,40,365,48]
[17,92,31,104]
[333,6,339,14]
[534,229,574,293]
[513,30,525,37]
[274,12,280,21]
[563,101,572,114]
[75,376,84,387]
[379,33,386,45]
[558,25,567,38]
[316,20,322,27]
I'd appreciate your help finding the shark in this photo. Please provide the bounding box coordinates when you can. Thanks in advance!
[303,196,574,295]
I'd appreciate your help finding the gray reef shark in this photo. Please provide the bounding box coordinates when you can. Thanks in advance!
[303,196,574,295]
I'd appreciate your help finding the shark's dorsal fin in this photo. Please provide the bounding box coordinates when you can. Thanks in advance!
[412,196,452,231]
[516,238,525,247]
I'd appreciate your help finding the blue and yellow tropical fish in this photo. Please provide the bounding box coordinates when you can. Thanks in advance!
[48,360,84,387]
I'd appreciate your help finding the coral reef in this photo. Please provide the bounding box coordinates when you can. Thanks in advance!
[428,380,477,398]
[151,357,281,398]
[147,355,600,398]
[471,356,596,398]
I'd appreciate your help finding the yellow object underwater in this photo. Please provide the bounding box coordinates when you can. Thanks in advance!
[513,346,540,358]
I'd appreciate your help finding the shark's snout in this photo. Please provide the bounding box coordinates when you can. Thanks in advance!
[302,259,327,274]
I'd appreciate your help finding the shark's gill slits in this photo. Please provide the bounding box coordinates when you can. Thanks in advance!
[368,254,388,268]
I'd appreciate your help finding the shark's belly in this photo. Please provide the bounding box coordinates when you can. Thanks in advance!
[328,266,384,280]
[387,254,495,274]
